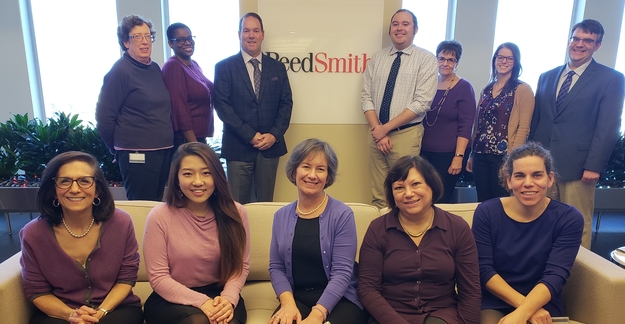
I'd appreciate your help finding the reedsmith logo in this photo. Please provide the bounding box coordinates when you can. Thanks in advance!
[266,52,370,73]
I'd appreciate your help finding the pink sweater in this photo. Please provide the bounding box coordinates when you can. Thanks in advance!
[143,203,250,308]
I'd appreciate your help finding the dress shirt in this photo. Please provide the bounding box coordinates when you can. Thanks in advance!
[361,44,438,124]
[556,59,592,95]
[241,51,262,94]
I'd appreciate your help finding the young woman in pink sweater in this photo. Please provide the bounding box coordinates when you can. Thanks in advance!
[143,142,250,324]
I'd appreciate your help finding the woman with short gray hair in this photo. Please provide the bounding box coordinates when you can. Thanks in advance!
[268,138,367,324]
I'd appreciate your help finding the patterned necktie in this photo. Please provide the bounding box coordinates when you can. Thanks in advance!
[379,52,403,124]
[556,70,575,109]
[250,58,261,99]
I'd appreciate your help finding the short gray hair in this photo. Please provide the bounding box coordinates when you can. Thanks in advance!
[285,138,338,189]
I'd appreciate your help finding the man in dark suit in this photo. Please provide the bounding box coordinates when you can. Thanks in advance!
[214,12,293,204]
[529,19,624,248]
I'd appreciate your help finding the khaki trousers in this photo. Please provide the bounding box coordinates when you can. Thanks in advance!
[368,124,423,209]
[549,179,595,249]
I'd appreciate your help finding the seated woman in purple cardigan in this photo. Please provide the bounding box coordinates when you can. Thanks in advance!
[268,138,368,324]
[20,151,143,324]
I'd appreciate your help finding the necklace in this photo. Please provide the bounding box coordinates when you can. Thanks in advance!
[297,193,328,216]
[399,210,434,238]
[425,77,455,127]
[62,217,95,238]
[175,56,210,88]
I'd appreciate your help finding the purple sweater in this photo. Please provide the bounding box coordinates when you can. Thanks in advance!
[422,78,477,153]
[20,209,141,308]
[96,53,173,154]
[162,56,215,139]
[269,196,362,312]
[472,199,583,316]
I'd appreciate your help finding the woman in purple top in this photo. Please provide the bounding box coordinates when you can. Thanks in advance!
[422,40,476,203]
[20,152,143,324]
[466,43,535,202]
[162,23,214,149]
[269,139,367,324]
[358,155,481,324]
[143,142,249,324]
[472,142,583,324]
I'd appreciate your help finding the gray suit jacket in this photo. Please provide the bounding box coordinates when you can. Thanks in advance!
[529,59,624,181]
[214,52,293,161]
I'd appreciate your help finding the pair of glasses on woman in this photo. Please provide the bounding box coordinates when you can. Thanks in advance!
[170,36,196,45]
[128,34,155,43]
[53,177,96,189]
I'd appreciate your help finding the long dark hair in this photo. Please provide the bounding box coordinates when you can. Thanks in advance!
[165,142,246,285]
[486,42,523,94]
[36,151,115,225]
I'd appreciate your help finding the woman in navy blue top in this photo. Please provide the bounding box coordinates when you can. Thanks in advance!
[472,142,583,324]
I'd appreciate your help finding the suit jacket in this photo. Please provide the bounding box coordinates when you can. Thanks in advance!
[214,52,293,161]
[529,59,624,182]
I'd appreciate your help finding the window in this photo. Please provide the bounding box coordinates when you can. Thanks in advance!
[493,0,574,91]
[167,0,240,140]
[615,5,625,132]
[30,0,119,126]
[402,0,450,54]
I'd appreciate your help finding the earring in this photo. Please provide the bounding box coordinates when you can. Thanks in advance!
[53,199,59,207]
[177,190,184,198]
[93,197,101,206]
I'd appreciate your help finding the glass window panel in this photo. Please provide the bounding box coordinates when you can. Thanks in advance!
[615,5,625,132]
[167,0,240,140]
[493,0,574,91]
[402,0,449,54]
[30,0,119,126]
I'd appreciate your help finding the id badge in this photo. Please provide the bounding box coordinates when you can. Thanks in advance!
[129,152,145,164]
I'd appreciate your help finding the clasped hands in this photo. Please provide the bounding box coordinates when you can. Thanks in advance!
[250,132,277,151]
[269,303,326,324]
[370,124,392,154]
[68,305,105,324]
[499,307,552,324]
[200,296,235,324]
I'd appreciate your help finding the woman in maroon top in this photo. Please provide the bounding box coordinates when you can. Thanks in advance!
[162,22,214,150]
[20,152,143,324]
[358,155,480,324]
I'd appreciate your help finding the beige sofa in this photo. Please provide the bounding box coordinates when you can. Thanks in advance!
[1,201,624,324]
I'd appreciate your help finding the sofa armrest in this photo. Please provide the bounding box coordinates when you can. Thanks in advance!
[563,246,625,324]
[0,252,33,322]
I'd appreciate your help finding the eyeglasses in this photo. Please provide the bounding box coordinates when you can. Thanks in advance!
[570,36,597,45]
[437,57,457,64]
[170,36,196,45]
[53,176,96,189]
[128,34,155,43]
[495,55,514,63]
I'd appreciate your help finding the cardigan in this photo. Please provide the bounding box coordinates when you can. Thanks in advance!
[268,196,362,312]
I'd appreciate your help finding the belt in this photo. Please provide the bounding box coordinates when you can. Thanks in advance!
[391,121,421,132]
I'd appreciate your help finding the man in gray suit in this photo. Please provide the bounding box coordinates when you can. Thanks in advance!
[529,19,624,248]
[214,12,293,204]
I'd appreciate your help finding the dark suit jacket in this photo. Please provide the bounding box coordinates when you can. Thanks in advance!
[529,59,624,182]
[214,52,293,161]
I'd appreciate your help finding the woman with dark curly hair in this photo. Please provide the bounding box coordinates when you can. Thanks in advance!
[20,151,143,324]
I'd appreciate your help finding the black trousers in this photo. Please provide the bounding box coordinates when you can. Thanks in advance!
[421,151,463,203]
[472,153,509,202]
[273,287,368,324]
[30,304,143,324]
[144,284,246,324]
[116,149,172,201]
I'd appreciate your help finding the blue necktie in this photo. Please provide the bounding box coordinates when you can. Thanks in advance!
[556,71,575,109]
[379,52,403,124]
[250,58,261,99]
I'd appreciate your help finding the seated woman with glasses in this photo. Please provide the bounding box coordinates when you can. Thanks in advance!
[163,23,215,151]
[466,42,535,202]
[143,142,250,324]
[96,14,174,201]
[20,151,143,324]
[421,40,476,203]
